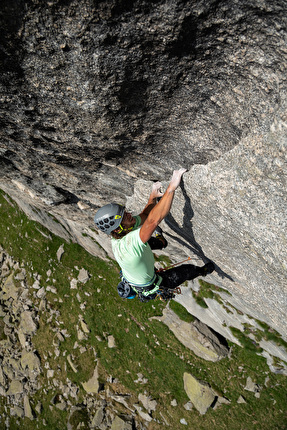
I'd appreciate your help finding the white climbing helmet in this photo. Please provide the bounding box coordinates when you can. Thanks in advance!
[94,203,125,234]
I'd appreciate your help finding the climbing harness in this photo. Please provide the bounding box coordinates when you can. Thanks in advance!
[117,257,191,302]
[117,271,181,302]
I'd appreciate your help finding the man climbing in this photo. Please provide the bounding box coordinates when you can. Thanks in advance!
[94,168,215,301]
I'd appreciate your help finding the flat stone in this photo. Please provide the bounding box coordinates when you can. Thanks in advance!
[47,369,54,378]
[36,287,46,298]
[7,380,24,396]
[24,395,34,420]
[111,415,133,430]
[77,268,90,283]
[8,358,21,373]
[55,402,67,411]
[77,328,86,341]
[0,367,5,385]
[184,401,193,411]
[18,311,37,335]
[32,280,40,289]
[1,273,18,300]
[91,406,104,428]
[21,351,41,372]
[67,355,78,373]
[14,270,26,281]
[138,393,157,412]
[108,335,116,348]
[133,405,153,422]
[82,365,99,394]
[10,406,25,418]
[70,278,78,289]
[111,395,132,411]
[244,376,261,393]
[183,373,216,415]
[56,244,65,262]
[237,395,246,404]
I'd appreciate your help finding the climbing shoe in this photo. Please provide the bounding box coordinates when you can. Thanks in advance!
[201,262,215,276]
[154,226,168,249]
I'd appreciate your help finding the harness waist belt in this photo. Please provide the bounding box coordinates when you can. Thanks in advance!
[127,274,162,296]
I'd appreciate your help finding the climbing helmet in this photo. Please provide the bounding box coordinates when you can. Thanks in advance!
[94,203,125,234]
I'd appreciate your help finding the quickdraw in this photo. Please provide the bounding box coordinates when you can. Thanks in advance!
[156,286,182,301]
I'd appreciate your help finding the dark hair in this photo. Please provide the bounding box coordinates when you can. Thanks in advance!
[110,229,129,240]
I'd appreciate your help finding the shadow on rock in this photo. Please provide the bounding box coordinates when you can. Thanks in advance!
[165,182,234,282]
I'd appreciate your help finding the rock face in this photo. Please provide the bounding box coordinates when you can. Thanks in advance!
[0,0,287,338]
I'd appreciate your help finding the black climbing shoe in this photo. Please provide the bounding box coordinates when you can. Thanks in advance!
[154,226,168,249]
[201,262,215,276]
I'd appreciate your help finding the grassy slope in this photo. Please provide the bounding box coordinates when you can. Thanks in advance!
[0,190,287,430]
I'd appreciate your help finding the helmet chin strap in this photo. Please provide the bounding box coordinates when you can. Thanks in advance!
[117,224,133,233]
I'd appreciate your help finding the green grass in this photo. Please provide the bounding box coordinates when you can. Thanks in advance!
[192,279,232,309]
[169,300,195,323]
[1,189,287,430]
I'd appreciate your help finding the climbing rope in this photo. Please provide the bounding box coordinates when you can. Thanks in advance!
[156,256,191,273]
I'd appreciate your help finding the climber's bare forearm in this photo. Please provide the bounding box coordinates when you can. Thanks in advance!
[139,169,187,243]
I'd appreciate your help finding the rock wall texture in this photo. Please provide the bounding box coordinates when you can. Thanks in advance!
[0,1,286,337]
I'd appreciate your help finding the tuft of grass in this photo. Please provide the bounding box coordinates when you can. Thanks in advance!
[191,289,209,308]
[229,327,263,353]
[255,319,287,350]
[192,279,233,309]
[169,300,195,323]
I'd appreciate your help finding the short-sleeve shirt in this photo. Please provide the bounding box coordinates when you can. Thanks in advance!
[111,215,156,286]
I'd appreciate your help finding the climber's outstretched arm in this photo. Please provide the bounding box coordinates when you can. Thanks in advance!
[138,181,163,225]
[139,168,187,243]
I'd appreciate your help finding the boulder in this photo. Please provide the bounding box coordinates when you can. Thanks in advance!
[1,273,19,301]
[183,373,216,415]
[108,335,116,348]
[82,365,100,394]
[151,307,228,361]
[10,406,25,418]
[244,376,261,395]
[6,380,24,396]
[237,395,246,404]
[138,393,157,413]
[57,244,65,262]
[18,311,37,335]
[77,268,90,283]
[21,351,41,373]
[24,395,34,420]
[79,316,90,334]
[111,415,133,430]
[91,406,105,428]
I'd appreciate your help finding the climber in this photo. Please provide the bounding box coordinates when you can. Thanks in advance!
[94,168,215,302]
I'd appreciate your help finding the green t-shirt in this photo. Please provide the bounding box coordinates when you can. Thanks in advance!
[111,215,156,286]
